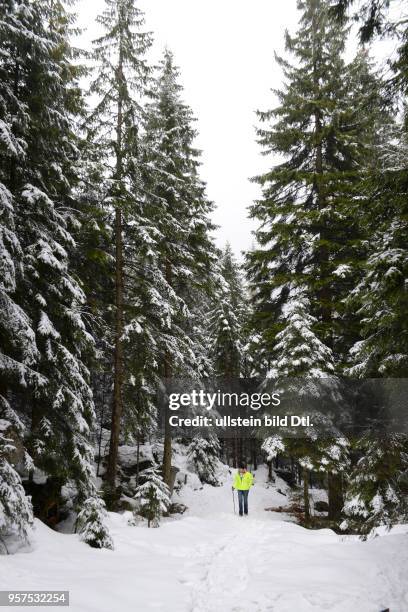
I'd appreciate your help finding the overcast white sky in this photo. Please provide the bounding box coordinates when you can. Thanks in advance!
[75,0,301,257]
[76,0,393,258]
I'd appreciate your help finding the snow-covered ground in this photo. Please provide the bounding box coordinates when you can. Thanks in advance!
[1,465,407,612]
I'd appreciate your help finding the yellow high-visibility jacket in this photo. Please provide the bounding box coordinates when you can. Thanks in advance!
[233,471,254,491]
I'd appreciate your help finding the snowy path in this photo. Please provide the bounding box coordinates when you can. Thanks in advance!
[1,468,407,612]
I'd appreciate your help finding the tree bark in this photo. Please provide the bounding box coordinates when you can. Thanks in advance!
[96,381,105,478]
[163,375,172,487]
[328,472,343,522]
[312,6,333,347]
[135,436,140,486]
[106,206,124,492]
[251,438,258,470]
[303,467,311,522]
[106,39,124,494]
[162,259,173,487]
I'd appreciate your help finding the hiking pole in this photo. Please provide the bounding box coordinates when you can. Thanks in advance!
[232,488,236,514]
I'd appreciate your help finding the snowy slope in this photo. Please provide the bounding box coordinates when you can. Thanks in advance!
[1,466,407,612]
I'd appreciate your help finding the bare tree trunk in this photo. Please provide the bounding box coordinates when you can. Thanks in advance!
[135,436,140,486]
[96,385,105,478]
[106,42,124,494]
[312,7,332,348]
[162,259,172,487]
[251,438,257,470]
[106,206,124,492]
[238,437,243,465]
[232,436,238,468]
[162,358,172,487]
[328,472,343,522]
[303,467,310,522]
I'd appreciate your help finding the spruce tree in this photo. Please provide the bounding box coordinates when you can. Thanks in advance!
[262,290,349,521]
[344,124,408,534]
[127,49,216,486]
[209,244,250,466]
[76,496,113,549]
[267,292,335,379]
[9,0,99,505]
[188,435,221,486]
[89,0,153,493]
[246,0,382,362]
[342,435,408,536]
[246,0,386,523]
[210,244,249,378]
[0,0,108,543]
[0,0,42,542]
[347,124,408,378]
[0,415,34,547]
[134,464,171,527]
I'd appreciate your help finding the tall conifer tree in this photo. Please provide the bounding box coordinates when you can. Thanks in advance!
[134,50,216,485]
[0,0,112,543]
[89,0,153,493]
[246,0,382,363]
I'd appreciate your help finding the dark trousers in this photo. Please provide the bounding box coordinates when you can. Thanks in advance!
[238,490,249,515]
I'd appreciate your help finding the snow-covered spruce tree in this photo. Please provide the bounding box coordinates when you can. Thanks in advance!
[188,435,221,486]
[267,293,335,379]
[342,435,408,537]
[246,0,385,522]
[0,0,115,548]
[347,124,408,379]
[134,464,171,527]
[88,0,153,494]
[0,408,34,548]
[72,143,115,348]
[0,0,109,543]
[72,141,116,472]
[124,49,217,486]
[262,435,285,481]
[262,290,350,522]
[208,244,250,465]
[210,244,249,378]
[0,0,44,543]
[246,0,385,365]
[8,0,100,503]
[76,496,113,549]
[342,124,408,534]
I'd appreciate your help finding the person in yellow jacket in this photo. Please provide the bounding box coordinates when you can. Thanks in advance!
[232,463,254,516]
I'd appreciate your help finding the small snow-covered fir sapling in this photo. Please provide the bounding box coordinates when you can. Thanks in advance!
[187,435,221,486]
[75,497,113,550]
[133,465,171,527]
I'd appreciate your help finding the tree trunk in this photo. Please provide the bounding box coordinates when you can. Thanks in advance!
[96,386,104,478]
[232,436,238,468]
[238,436,243,465]
[328,472,343,522]
[312,8,333,348]
[106,206,124,491]
[162,259,173,487]
[251,438,257,470]
[135,436,140,486]
[106,42,124,494]
[303,467,310,522]
[162,361,172,487]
